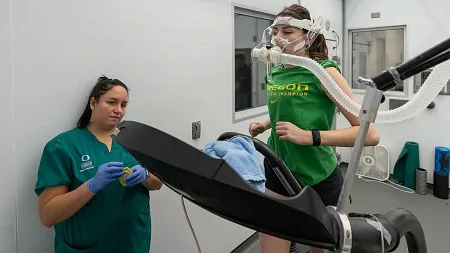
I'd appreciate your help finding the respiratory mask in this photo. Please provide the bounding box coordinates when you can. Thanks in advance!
[252,16,324,82]
[258,16,324,56]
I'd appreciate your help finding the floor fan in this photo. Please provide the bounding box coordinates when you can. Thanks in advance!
[353,145,390,181]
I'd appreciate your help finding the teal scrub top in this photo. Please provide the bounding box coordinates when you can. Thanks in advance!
[35,127,151,253]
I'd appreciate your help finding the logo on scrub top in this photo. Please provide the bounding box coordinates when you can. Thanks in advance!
[80,154,94,172]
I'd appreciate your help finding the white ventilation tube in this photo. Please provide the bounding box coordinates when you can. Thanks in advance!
[252,47,450,124]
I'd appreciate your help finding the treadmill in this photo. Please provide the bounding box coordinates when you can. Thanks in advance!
[112,122,427,253]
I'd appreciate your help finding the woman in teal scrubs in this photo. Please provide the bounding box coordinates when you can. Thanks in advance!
[35,76,163,253]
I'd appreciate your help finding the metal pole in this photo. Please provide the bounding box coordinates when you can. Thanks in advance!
[336,79,384,213]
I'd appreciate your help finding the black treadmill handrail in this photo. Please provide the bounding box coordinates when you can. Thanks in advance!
[112,121,340,250]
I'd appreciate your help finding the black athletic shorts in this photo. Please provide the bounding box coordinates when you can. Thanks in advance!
[264,159,344,206]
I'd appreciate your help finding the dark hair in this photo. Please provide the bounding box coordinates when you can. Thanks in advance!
[77,75,129,129]
[276,4,328,60]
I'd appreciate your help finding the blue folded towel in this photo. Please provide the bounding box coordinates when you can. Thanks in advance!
[203,136,266,192]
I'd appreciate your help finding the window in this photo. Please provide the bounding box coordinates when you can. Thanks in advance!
[413,68,450,95]
[233,7,274,121]
[348,26,405,93]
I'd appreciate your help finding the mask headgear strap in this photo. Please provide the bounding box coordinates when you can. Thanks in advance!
[270,16,323,35]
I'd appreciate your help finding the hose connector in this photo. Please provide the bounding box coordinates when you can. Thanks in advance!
[269,46,282,66]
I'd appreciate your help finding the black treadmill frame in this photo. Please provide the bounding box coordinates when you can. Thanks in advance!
[113,121,341,250]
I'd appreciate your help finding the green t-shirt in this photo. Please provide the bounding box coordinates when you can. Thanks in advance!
[35,127,151,253]
[266,59,340,186]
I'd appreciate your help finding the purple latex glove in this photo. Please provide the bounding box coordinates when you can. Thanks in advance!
[125,165,149,187]
[88,162,124,193]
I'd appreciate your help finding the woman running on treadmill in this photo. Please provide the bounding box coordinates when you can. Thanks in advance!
[249,4,380,253]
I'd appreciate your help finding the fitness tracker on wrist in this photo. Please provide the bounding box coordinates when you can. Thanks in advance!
[311,129,321,146]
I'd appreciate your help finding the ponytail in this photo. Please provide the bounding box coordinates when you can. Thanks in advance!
[308,33,328,60]
[77,102,93,129]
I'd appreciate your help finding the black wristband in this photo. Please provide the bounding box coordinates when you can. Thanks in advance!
[311,129,321,146]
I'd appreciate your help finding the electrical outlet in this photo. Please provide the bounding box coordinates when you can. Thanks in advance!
[371,12,381,18]
[192,121,201,139]
[325,20,331,31]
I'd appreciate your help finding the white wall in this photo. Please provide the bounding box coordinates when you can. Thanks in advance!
[338,0,450,185]
[0,0,17,252]
[0,0,343,253]
[301,0,344,61]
